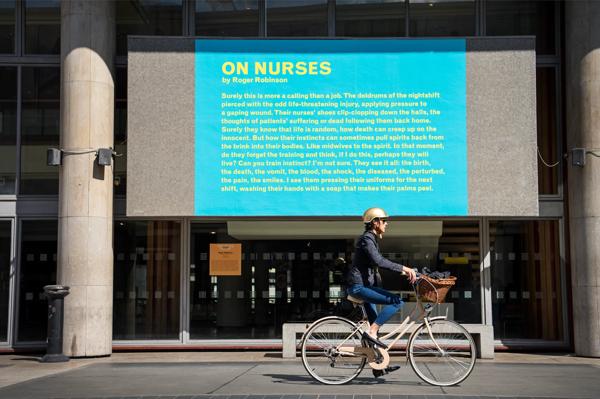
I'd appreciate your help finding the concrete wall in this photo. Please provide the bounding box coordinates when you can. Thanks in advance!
[127,38,195,217]
[127,37,537,217]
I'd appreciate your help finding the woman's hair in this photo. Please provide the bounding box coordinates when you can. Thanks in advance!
[364,221,375,231]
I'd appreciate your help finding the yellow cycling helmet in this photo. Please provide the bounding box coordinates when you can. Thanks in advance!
[362,207,388,223]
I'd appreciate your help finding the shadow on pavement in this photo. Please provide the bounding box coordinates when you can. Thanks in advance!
[263,353,285,358]
[263,373,424,387]
[9,357,40,362]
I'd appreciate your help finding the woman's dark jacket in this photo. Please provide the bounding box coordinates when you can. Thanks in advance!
[346,230,404,287]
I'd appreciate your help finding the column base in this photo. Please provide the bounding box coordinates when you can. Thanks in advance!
[40,354,70,363]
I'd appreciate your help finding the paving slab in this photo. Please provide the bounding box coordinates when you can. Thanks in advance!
[0,360,598,399]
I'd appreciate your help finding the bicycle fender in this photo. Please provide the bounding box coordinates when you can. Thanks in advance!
[299,316,360,342]
[427,316,448,321]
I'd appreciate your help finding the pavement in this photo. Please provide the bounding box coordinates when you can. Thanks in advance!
[0,352,599,399]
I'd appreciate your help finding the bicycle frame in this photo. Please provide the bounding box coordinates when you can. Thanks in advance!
[337,277,449,365]
[337,314,448,358]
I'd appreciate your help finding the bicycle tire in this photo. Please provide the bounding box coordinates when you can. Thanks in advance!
[407,319,476,386]
[301,316,367,385]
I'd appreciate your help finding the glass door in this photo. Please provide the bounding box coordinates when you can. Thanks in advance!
[489,220,564,340]
[0,220,11,342]
[17,220,57,342]
[113,220,181,340]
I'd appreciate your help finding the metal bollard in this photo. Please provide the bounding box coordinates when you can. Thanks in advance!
[40,285,70,363]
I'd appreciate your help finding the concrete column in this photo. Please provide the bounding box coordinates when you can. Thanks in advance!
[565,1,600,357]
[58,0,115,357]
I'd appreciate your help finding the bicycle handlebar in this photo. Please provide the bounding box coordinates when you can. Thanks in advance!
[401,268,421,280]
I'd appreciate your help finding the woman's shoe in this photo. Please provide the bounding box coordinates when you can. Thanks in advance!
[362,332,388,349]
[372,365,401,378]
[385,365,400,373]
[372,368,384,378]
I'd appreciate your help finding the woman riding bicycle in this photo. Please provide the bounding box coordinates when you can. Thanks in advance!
[346,207,417,350]
[302,210,476,385]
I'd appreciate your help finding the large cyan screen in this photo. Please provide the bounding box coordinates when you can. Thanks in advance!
[195,39,466,216]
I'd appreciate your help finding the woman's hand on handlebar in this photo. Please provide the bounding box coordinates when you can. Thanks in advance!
[402,266,418,284]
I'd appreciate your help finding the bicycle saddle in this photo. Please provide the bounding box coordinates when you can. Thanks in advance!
[347,295,364,304]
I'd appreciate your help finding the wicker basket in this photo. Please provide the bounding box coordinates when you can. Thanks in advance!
[417,275,457,303]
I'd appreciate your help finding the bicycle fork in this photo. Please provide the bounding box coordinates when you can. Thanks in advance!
[423,316,448,355]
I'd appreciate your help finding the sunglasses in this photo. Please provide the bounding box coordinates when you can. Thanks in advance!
[378,219,389,224]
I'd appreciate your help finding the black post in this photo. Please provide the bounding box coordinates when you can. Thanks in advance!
[40,285,70,363]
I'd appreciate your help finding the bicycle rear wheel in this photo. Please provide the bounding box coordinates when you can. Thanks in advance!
[408,319,476,386]
[301,316,367,385]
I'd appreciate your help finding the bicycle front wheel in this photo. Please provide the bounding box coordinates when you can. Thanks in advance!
[301,316,367,385]
[408,319,476,386]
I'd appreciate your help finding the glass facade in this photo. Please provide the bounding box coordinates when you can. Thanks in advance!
[19,67,60,195]
[0,221,10,342]
[189,220,481,340]
[409,0,476,37]
[190,223,349,339]
[486,0,557,55]
[536,67,559,195]
[17,220,56,342]
[116,0,183,56]
[336,0,406,37]
[113,221,181,340]
[196,0,259,36]
[24,0,60,55]
[114,67,127,196]
[0,0,14,54]
[490,220,564,341]
[0,1,570,348]
[267,0,328,37]
[0,66,17,194]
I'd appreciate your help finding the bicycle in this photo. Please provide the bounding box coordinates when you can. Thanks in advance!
[300,272,476,386]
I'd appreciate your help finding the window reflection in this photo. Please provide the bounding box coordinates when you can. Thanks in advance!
[189,223,349,339]
[490,220,564,340]
[0,221,10,342]
[24,0,60,54]
[409,0,475,37]
[113,221,181,340]
[189,220,482,339]
[20,67,60,195]
[18,220,57,342]
[267,0,328,37]
[0,0,15,54]
[0,67,17,194]
[379,220,481,324]
[196,0,259,36]
[116,0,183,56]
[486,1,556,55]
[336,0,405,37]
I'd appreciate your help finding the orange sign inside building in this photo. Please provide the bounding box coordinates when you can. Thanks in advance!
[209,243,242,276]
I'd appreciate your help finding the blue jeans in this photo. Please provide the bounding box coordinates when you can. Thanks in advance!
[347,284,403,326]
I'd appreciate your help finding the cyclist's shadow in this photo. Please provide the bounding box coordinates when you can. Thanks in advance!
[263,373,426,386]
